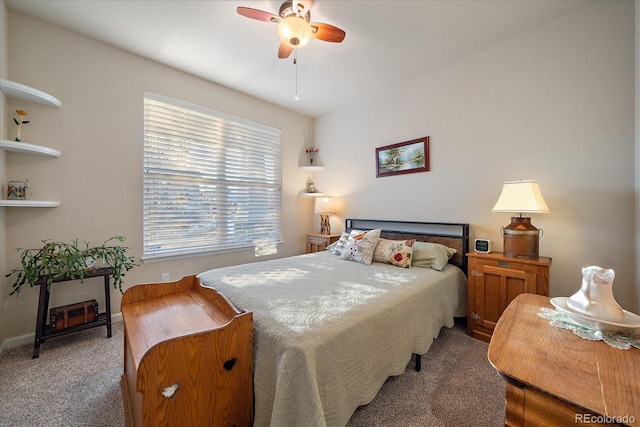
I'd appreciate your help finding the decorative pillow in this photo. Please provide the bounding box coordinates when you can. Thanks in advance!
[331,230,361,256]
[340,229,382,265]
[411,242,457,271]
[373,238,415,268]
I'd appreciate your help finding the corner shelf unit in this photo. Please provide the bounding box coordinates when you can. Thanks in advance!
[1,79,62,208]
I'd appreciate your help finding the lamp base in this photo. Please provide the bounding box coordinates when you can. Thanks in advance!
[502,217,541,259]
[319,213,331,235]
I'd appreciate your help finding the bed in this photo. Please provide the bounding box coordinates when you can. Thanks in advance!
[198,219,469,427]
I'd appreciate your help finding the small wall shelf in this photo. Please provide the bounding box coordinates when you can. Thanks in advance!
[298,191,325,197]
[0,79,62,108]
[0,200,60,207]
[299,165,324,171]
[0,139,61,157]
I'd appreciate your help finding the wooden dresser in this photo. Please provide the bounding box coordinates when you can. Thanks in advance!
[120,275,253,427]
[488,293,639,427]
[467,252,551,342]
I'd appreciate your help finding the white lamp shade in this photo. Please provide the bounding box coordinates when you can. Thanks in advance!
[491,180,550,214]
[314,197,336,214]
[278,16,312,48]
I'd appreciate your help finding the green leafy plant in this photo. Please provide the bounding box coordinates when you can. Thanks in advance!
[5,236,137,295]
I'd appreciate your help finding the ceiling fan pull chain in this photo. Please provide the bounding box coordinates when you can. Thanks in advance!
[294,49,299,101]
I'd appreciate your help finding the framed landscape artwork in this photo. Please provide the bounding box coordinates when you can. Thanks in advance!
[376,136,430,177]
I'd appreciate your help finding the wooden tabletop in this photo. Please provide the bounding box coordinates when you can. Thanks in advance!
[488,293,639,425]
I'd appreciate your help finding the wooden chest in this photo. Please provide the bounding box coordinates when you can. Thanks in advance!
[50,299,98,331]
[121,275,253,427]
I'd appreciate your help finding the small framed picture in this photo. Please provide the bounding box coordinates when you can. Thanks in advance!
[376,136,429,177]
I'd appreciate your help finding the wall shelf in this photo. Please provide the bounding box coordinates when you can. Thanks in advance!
[0,139,61,157]
[298,191,325,197]
[0,200,60,207]
[0,79,62,108]
[299,165,324,171]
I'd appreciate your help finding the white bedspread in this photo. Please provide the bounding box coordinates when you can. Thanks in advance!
[198,251,467,427]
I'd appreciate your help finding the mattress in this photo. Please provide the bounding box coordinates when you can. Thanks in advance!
[198,250,467,427]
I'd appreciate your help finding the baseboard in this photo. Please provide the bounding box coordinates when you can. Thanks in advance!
[1,312,123,354]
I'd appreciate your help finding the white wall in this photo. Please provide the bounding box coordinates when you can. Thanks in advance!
[1,11,314,342]
[0,0,9,353]
[315,1,637,310]
[635,0,639,312]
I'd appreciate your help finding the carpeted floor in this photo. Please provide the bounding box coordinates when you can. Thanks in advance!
[347,320,505,426]
[0,320,504,427]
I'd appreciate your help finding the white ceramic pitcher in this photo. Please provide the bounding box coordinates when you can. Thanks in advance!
[566,266,624,323]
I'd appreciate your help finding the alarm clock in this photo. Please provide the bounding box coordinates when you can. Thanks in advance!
[474,239,493,253]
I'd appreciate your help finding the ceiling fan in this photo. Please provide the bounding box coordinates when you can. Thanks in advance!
[237,0,346,59]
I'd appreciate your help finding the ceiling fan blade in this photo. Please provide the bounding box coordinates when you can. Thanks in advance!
[310,22,346,43]
[237,6,280,23]
[278,43,293,59]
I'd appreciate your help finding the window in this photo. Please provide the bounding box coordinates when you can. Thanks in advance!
[143,93,282,260]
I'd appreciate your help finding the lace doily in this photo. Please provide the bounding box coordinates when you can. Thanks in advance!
[538,308,640,350]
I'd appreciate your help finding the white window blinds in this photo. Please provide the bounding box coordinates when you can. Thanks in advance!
[143,93,282,260]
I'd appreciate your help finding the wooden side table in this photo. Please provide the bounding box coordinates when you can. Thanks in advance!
[305,233,340,253]
[488,293,639,426]
[33,267,113,358]
[466,252,551,342]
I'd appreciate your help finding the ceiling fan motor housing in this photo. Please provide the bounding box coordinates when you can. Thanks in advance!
[279,1,311,21]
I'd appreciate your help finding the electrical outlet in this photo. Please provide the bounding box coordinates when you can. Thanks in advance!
[161,273,170,282]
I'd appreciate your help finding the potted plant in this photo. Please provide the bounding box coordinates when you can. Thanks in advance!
[5,236,137,295]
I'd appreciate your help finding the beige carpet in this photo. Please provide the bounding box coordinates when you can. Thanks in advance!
[0,320,504,426]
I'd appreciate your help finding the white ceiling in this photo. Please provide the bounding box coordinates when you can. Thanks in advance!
[6,0,591,118]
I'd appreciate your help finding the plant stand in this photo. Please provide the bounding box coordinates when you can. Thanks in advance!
[32,267,113,358]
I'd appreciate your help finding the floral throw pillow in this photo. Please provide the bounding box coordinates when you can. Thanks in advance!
[340,229,382,265]
[373,238,415,268]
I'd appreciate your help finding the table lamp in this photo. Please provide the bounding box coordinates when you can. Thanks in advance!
[314,197,336,235]
[492,180,549,258]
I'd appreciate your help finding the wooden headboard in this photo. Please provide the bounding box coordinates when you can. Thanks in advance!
[344,219,470,274]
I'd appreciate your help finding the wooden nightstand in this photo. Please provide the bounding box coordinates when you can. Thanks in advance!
[466,252,551,343]
[305,233,340,254]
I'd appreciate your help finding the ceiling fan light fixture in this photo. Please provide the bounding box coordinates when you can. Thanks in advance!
[278,16,312,48]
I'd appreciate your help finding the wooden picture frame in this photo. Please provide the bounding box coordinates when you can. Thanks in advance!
[376,136,429,177]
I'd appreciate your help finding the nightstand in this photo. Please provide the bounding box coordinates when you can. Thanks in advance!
[466,252,551,343]
[305,233,340,254]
